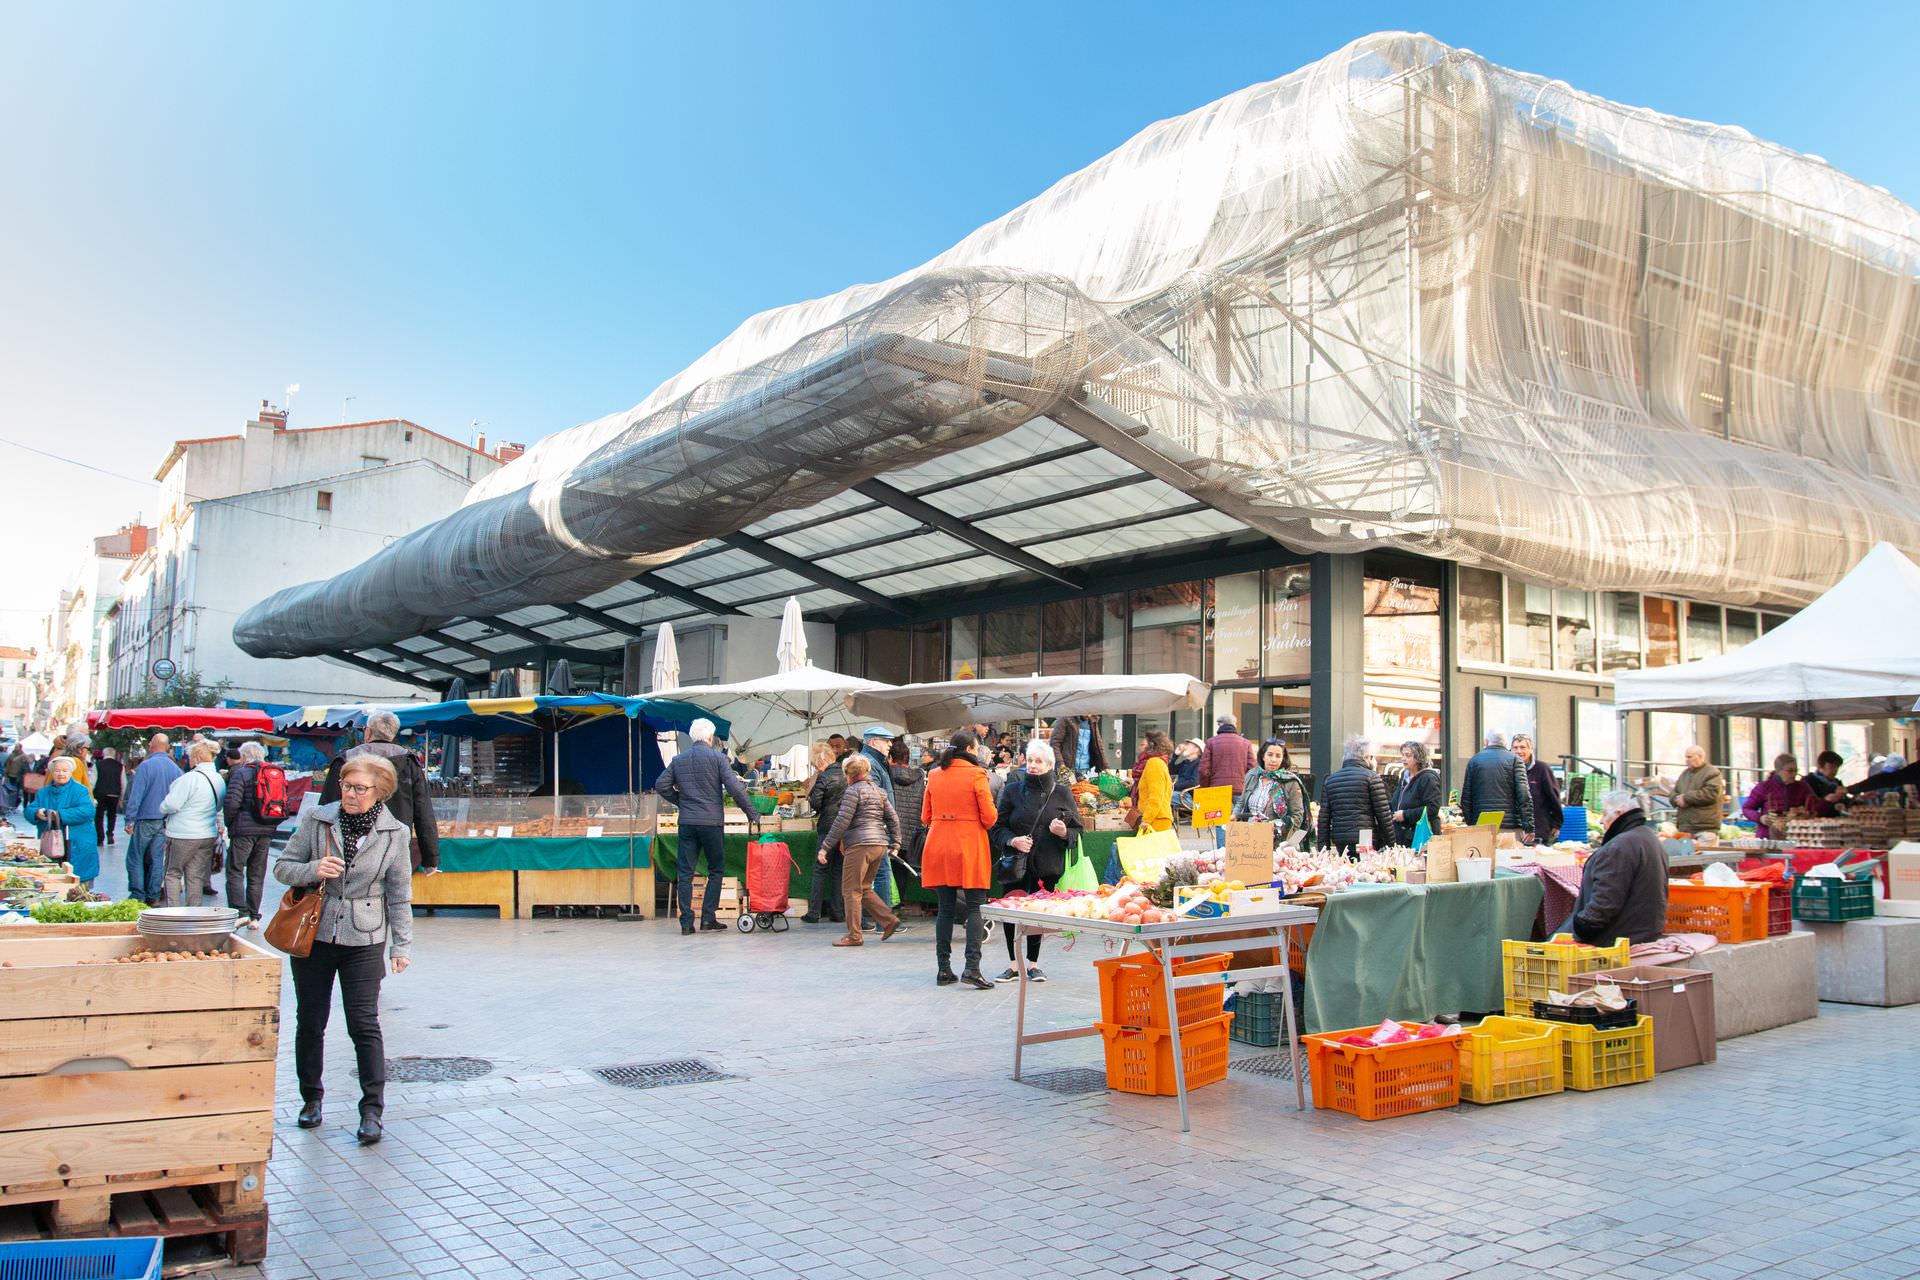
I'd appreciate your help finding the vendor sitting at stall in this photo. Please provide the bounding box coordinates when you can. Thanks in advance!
[1562,789,1667,944]
[1741,753,1830,827]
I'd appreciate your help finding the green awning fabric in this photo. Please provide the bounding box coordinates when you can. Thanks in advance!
[1300,876,1545,1034]
[438,836,651,873]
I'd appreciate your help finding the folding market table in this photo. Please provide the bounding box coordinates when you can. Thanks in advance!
[980,904,1320,1132]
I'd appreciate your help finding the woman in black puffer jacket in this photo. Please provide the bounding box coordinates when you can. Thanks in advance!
[889,737,928,872]
[988,739,1084,982]
[804,742,847,923]
[1316,735,1394,856]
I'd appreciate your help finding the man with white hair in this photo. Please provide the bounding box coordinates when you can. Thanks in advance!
[320,710,440,872]
[223,741,283,928]
[1670,745,1725,835]
[1562,790,1668,944]
[1460,730,1534,834]
[655,717,758,935]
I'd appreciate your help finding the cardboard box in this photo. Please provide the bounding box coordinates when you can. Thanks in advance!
[1888,842,1920,902]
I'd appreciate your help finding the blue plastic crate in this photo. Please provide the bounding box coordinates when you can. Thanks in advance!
[0,1237,163,1280]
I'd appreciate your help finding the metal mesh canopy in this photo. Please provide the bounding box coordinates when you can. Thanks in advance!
[235,31,1920,665]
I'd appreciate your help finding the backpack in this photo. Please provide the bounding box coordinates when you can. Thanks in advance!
[251,763,290,822]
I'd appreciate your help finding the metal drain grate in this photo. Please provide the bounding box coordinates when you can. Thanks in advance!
[1019,1067,1110,1096]
[383,1056,493,1083]
[594,1058,741,1089]
[1230,1052,1298,1080]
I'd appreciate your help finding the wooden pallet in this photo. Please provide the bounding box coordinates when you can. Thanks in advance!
[670,876,742,922]
[517,865,654,918]
[0,1173,268,1273]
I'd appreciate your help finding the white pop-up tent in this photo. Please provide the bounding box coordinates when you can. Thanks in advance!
[848,673,1210,735]
[1613,543,1920,720]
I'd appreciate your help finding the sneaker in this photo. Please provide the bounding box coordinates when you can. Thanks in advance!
[994,968,1021,983]
[1026,967,1047,983]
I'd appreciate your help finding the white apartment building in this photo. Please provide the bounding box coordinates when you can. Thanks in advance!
[44,524,150,726]
[108,402,516,705]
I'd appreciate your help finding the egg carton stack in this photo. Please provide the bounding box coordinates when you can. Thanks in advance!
[1784,818,1864,849]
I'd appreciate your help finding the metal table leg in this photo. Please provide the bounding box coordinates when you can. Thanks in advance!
[1157,938,1192,1133]
[1276,922,1306,1110]
[1012,926,1033,1080]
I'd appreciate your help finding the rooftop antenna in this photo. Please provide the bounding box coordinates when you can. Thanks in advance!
[284,383,300,422]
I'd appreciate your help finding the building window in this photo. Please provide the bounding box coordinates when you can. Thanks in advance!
[1212,573,1261,683]
[1599,592,1642,672]
[949,616,980,680]
[1759,718,1790,766]
[980,607,1038,679]
[1040,600,1085,675]
[909,621,945,684]
[864,628,909,685]
[1648,712,1697,771]
[1725,609,1758,651]
[361,455,387,468]
[1643,597,1681,668]
[1729,717,1759,775]
[1087,595,1126,675]
[1686,603,1723,662]
[316,491,333,512]
[1365,563,1442,761]
[1263,564,1311,679]
[1574,698,1617,763]
[1129,583,1205,676]
[1458,567,1502,665]
[1505,580,1552,669]
[1554,590,1596,673]
[404,430,414,442]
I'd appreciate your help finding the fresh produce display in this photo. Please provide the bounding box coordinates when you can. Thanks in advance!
[1168,847,1412,895]
[29,898,147,923]
[78,948,237,964]
[989,885,1180,925]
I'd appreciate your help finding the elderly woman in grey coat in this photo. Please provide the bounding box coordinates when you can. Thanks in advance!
[817,753,902,947]
[274,753,413,1145]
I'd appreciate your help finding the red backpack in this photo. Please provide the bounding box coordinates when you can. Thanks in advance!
[251,763,290,822]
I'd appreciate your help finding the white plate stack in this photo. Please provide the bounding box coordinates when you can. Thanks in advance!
[137,905,241,951]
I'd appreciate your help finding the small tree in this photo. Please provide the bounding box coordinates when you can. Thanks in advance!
[89,672,235,754]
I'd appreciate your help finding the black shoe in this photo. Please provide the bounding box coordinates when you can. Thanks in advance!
[297,1101,323,1129]
[936,969,958,986]
[355,1112,383,1145]
[1026,967,1047,983]
[700,920,727,932]
[961,969,994,991]
[994,967,1021,983]
[681,924,695,935]
[801,913,821,924]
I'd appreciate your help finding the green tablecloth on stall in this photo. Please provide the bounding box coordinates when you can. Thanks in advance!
[437,836,651,873]
[1300,874,1545,1034]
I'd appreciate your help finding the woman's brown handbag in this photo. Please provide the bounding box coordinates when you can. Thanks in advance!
[264,829,331,957]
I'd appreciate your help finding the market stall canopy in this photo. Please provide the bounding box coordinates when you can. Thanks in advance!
[387,694,727,742]
[1613,543,1920,719]
[273,704,422,732]
[848,673,1210,734]
[650,664,894,757]
[19,732,51,754]
[86,706,277,733]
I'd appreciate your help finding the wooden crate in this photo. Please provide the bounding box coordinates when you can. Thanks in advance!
[0,924,278,1244]
[411,868,514,918]
[517,866,654,919]
[670,876,742,922]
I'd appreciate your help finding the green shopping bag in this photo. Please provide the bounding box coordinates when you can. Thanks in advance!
[1056,840,1099,893]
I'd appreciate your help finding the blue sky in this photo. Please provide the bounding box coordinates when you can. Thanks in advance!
[3,1,1916,641]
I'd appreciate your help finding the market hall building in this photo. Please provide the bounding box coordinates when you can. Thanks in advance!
[234,33,1920,798]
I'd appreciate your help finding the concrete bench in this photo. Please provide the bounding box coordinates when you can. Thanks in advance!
[1805,916,1920,1007]
[1680,931,1818,1039]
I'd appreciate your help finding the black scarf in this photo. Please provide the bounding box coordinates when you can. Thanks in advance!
[337,802,384,867]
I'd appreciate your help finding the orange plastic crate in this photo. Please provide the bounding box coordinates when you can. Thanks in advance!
[1093,951,1230,1029]
[1095,1012,1234,1095]
[1302,1023,1463,1120]
[1665,882,1769,943]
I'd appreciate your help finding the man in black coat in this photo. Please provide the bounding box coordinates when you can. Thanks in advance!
[1564,791,1668,944]
[319,711,440,872]
[1317,735,1393,855]
[1512,734,1563,844]
[1460,731,1535,834]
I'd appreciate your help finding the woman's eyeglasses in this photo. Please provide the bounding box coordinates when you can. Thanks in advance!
[340,783,378,796]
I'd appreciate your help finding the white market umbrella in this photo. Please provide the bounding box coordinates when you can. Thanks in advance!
[653,664,897,761]
[20,732,52,754]
[776,596,808,673]
[848,673,1210,735]
[650,622,682,765]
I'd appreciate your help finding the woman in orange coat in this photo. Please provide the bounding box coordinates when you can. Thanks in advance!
[919,729,998,989]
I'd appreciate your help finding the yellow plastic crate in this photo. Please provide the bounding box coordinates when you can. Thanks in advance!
[1459,1016,1564,1104]
[1538,1014,1655,1090]
[1501,935,1630,1015]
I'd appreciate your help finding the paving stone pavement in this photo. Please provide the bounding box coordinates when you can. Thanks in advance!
[191,904,1920,1280]
[41,847,1920,1278]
